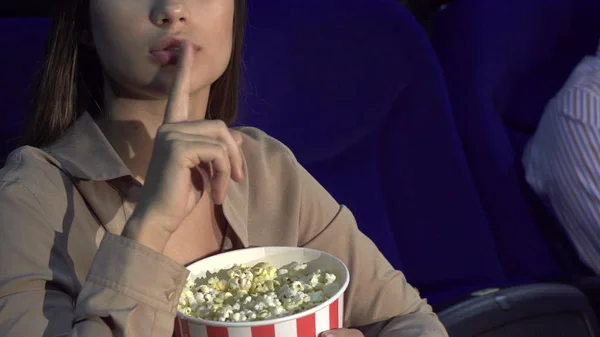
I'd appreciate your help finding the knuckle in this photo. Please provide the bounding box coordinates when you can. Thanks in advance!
[212,119,227,128]
[215,143,228,158]
[219,141,229,153]
[162,132,179,146]
[165,137,183,154]
[157,124,172,134]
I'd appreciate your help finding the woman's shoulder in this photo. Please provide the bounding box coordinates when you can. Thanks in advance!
[233,126,304,202]
[234,126,295,159]
[234,126,299,174]
[0,145,71,202]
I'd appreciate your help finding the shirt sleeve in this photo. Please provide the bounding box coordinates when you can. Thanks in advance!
[523,87,600,275]
[291,158,447,337]
[0,180,189,337]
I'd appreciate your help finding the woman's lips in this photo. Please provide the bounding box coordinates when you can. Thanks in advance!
[150,36,200,66]
[150,49,181,65]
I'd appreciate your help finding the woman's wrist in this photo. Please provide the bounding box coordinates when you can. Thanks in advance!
[122,208,172,253]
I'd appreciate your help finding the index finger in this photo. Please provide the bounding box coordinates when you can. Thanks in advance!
[163,41,195,124]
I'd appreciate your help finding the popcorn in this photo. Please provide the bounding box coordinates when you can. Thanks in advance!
[178,262,340,322]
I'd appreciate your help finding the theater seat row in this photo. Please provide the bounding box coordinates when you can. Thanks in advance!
[1,0,600,335]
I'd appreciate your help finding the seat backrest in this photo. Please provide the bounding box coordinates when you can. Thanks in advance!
[431,0,600,283]
[237,0,506,303]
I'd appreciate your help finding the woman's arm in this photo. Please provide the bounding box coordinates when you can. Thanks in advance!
[0,179,189,337]
[288,154,448,337]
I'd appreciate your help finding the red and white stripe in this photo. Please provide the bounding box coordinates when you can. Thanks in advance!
[175,297,344,337]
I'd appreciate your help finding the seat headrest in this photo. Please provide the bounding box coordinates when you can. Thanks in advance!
[238,0,426,163]
[434,0,600,133]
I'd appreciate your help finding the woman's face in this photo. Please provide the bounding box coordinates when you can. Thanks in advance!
[88,0,234,98]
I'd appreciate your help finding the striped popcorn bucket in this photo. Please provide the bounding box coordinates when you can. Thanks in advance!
[175,247,349,337]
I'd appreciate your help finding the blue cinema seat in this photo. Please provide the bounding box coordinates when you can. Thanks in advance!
[431,0,600,284]
[237,0,506,304]
[431,0,600,334]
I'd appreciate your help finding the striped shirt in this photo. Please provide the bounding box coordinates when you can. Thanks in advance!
[523,40,600,275]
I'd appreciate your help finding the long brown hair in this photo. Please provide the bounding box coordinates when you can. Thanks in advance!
[22,0,246,148]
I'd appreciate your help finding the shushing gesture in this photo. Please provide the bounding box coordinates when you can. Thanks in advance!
[123,41,244,252]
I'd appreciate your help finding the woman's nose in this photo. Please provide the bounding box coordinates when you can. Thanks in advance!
[150,3,190,27]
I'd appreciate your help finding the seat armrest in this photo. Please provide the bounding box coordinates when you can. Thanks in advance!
[437,283,599,337]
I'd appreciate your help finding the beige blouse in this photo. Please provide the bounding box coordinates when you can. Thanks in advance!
[0,113,447,337]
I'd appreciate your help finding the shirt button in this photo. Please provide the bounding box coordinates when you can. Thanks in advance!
[167,291,176,301]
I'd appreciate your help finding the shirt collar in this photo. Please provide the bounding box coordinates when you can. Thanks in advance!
[44,112,250,247]
[45,112,132,181]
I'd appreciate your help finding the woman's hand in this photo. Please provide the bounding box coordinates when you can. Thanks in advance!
[122,41,244,252]
[321,328,365,337]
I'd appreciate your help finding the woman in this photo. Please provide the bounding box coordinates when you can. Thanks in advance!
[0,0,447,336]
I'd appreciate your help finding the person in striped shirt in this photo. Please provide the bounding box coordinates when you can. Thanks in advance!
[523,39,600,275]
